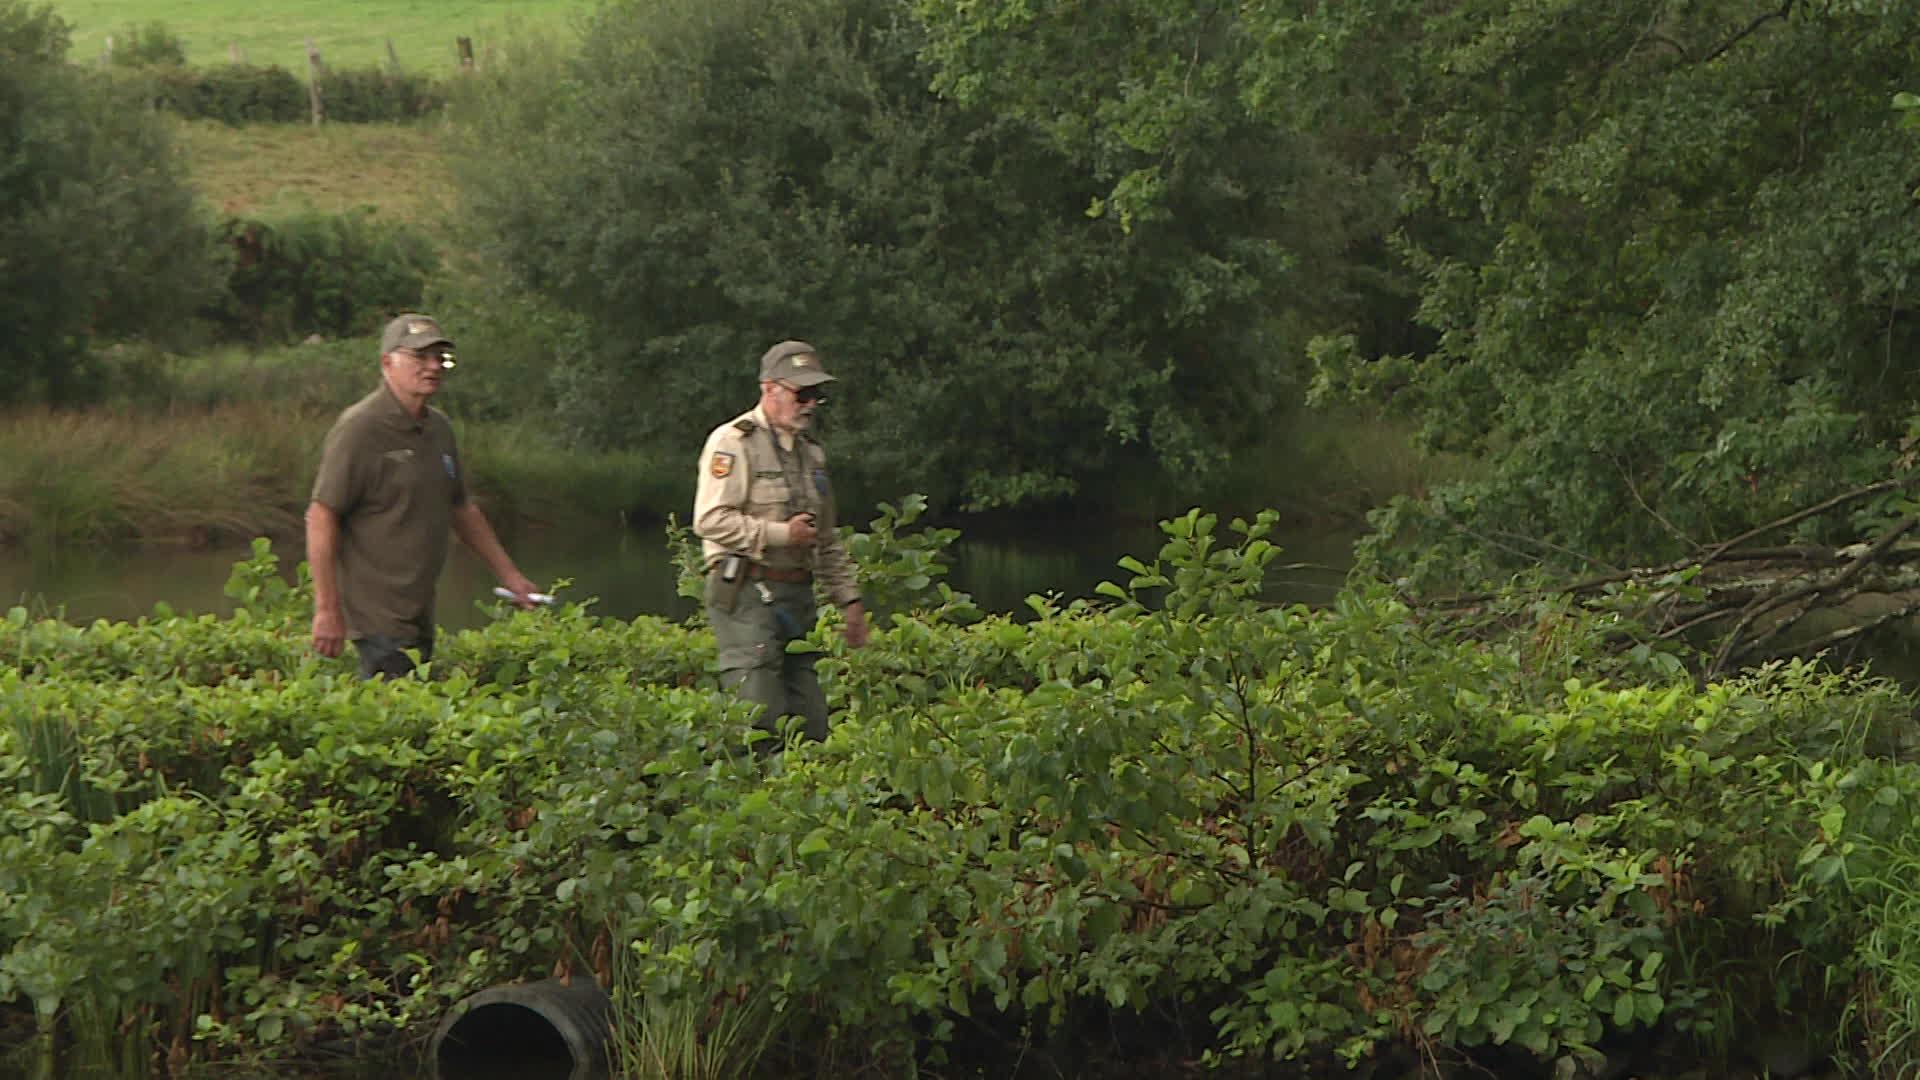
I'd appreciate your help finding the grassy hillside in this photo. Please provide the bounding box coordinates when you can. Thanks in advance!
[170,118,451,222]
[48,0,589,72]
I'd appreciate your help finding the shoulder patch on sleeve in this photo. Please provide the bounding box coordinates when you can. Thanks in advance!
[709,451,736,479]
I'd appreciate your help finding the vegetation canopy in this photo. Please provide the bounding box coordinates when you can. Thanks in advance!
[914,0,1920,591]
[448,0,1369,512]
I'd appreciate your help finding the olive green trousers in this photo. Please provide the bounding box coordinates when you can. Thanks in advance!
[705,573,826,745]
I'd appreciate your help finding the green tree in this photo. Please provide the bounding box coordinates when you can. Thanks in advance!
[1294,0,1920,585]
[449,0,1344,511]
[919,0,1920,584]
[0,2,222,403]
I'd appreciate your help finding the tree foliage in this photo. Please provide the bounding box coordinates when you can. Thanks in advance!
[916,0,1920,583]
[0,1,222,403]
[449,0,1367,510]
[1307,0,1920,585]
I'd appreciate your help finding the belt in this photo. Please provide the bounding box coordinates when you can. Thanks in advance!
[748,564,812,584]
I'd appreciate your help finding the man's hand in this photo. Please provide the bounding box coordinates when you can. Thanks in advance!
[786,512,818,547]
[842,601,870,649]
[498,573,543,611]
[312,606,346,658]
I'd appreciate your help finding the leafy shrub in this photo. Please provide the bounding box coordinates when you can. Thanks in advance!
[111,62,440,124]
[153,63,306,124]
[0,512,1917,1077]
[317,67,442,122]
[212,209,439,343]
[104,19,184,66]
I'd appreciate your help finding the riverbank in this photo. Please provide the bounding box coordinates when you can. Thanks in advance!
[0,384,1454,550]
[0,400,673,550]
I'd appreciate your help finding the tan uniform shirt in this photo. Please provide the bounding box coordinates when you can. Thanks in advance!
[693,405,859,607]
[311,386,468,639]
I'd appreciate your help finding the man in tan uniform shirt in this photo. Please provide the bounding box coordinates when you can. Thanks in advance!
[694,340,869,744]
[307,314,541,678]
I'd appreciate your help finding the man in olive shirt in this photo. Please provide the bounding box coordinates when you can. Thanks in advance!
[308,314,540,678]
[694,340,869,743]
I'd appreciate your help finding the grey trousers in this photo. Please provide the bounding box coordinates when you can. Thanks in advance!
[706,573,826,744]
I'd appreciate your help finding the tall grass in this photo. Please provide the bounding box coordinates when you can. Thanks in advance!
[0,406,321,547]
[458,423,687,529]
[609,935,782,1080]
[168,117,454,225]
[1852,828,1920,1077]
[0,340,686,547]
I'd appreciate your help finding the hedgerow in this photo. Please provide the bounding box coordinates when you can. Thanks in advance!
[0,510,1916,1076]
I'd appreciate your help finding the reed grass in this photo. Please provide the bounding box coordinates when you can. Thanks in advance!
[458,423,687,529]
[609,962,781,1080]
[0,406,321,547]
[1852,829,1920,1077]
[0,340,682,547]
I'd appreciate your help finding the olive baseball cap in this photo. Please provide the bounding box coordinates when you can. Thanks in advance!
[381,314,454,355]
[759,340,836,387]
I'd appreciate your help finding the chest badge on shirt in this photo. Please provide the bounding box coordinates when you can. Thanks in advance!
[710,451,736,479]
[443,454,457,480]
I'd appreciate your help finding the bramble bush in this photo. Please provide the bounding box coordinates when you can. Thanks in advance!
[0,509,1918,1075]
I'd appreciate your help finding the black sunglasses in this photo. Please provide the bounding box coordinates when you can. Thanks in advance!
[790,385,826,404]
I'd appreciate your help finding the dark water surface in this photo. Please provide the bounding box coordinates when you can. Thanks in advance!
[0,519,1359,628]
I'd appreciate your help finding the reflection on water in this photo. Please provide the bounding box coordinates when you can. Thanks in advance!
[0,519,1360,629]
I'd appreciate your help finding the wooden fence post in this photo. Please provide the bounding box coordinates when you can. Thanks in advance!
[456,36,474,70]
[386,39,404,73]
[101,34,113,65]
[306,38,326,125]
[229,42,246,64]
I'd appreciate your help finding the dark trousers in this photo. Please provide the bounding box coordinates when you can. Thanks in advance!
[354,632,435,679]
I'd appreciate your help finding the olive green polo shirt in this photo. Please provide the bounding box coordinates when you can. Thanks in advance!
[311,385,467,640]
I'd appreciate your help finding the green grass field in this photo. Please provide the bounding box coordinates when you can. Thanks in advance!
[49,0,590,73]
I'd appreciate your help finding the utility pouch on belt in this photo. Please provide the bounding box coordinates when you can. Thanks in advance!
[711,554,747,613]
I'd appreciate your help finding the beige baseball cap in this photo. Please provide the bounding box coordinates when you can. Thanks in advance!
[758,340,835,387]
[381,314,453,356]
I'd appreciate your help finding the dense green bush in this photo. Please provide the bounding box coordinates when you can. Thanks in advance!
[0,1,225,403]
[112,62,441,124]
[212,209,438,343]
[317,67,442,123]
[124,62,306,124]
[103,19,185,66]
[1,517,1918,1075]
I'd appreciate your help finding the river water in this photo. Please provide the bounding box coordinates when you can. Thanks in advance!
[0,519,1360,628]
